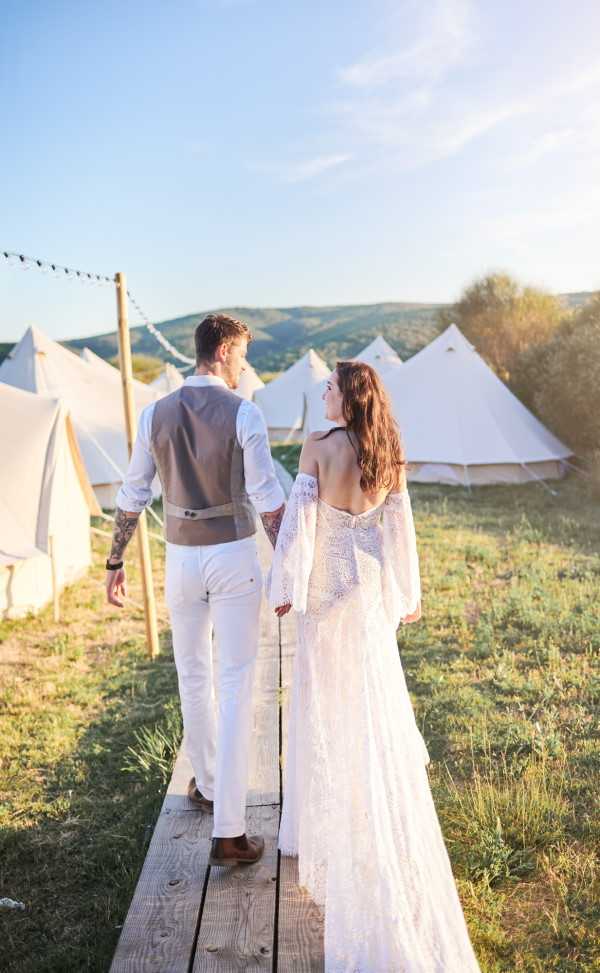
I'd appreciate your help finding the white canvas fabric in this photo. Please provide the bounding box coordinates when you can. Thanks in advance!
[385,323,572,485]
[149,362,185,397]
[254,349,330,441]
[0,327,157,507]
[353,334,403,371]
[235,360,264,401]
[273,458,294,497]
[81,346,160,398]
[0,384,97,619]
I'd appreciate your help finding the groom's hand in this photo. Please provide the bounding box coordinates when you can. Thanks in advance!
[106,567,127,608]
[275,603,292,617]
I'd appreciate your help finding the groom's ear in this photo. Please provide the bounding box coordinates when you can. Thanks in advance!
[214,340,230,363]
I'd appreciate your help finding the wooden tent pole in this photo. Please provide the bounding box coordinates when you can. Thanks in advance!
[115,271,160,659]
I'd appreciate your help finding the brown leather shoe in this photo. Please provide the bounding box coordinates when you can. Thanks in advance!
[187,777,214,812]
[208,833,265,866]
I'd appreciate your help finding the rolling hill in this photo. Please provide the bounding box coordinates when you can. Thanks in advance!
[64,302,445,374]
[0,292,594,373]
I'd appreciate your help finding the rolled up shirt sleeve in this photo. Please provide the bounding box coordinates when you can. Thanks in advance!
[114,403,157,513]
[238,400,286,513]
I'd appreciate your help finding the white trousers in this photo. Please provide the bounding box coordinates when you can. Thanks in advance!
[164,533,263,838]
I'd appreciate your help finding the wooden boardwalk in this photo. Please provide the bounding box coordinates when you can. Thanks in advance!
[111,525,325,972]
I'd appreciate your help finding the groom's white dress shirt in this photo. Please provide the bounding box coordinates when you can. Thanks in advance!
[115,373,286,522]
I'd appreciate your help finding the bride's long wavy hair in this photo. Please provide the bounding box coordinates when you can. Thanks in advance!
[315,360,406,493]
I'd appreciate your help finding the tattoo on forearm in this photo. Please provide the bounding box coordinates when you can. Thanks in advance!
[109,508,141,562]
[261,504,285,549]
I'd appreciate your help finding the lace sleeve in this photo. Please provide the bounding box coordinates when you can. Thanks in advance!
[265,472,318,613]
[381,488,421,629]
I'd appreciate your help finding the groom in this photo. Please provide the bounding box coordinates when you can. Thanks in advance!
[105,313,286,865]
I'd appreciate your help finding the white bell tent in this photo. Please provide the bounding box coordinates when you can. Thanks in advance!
[149,362,185,397]
[273,459,294,497]
[0,384,100,619]
[81,346,161,398]
[386,323,573,485]
[236,360,265,401]
[254,349,330,441]
[0,326,156,507]
[353,335,403,372]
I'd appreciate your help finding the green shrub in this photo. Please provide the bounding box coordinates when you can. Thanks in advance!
[512,294,600,454]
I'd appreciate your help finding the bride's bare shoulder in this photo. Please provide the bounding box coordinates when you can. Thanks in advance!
[308,429,346,448]
[298,430,337,476]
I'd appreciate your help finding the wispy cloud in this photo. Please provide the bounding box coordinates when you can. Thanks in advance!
[257,3,600,184]
[491,185,600,239]
[253,153,352,184]
[503,99,600,173]
[332,4,600,171]
[331,0,499,166]
[335,91,532,158]
[282,153,352,183]
[505,128,577,171]
[338,0,474,89]
[549,61,600,97]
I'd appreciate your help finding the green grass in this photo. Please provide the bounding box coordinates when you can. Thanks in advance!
[0,532,180,973]
[2,466,599,971]
[401,475,600,970]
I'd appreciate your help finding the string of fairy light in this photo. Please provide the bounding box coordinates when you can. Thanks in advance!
[1,248,195,366]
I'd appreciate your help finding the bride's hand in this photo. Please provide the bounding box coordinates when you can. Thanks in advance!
[401,600,421,625]
[275,603,292,617]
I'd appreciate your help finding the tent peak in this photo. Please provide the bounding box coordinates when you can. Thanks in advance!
[439,322,474,352]
[21,324,50,354]
[354,334,402,367]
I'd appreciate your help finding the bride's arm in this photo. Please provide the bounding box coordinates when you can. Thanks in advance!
[381,483,422,630]
[266,438,320,615]
[298,432,320,477]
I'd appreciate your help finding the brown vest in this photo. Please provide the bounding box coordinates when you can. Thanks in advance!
[150,383,257,545]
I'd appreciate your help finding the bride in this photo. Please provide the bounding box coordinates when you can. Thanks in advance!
[266,361,481,972]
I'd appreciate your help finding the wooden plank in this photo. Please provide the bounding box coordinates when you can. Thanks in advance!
[247,671,279,806]
[193,803,280,971]
[113,500,326,972]
[277,858,325,973]
[110,752,213,972]
[191,529,280,967]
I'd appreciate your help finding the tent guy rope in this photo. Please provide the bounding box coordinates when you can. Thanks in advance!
[1,247,195,365]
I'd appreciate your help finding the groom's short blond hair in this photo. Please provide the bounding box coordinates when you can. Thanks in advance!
[194,313,252,365]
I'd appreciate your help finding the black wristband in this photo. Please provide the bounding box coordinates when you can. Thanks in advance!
[106,559,124,571]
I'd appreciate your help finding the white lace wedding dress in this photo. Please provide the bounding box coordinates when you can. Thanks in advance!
[266,472,481,973]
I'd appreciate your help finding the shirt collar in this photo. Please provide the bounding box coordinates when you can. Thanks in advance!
[184,374,229,390]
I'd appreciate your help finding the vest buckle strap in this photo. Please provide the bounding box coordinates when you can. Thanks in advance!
[166,500,236,520]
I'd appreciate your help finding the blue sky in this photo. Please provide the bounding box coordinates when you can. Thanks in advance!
[2,0,600,342]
